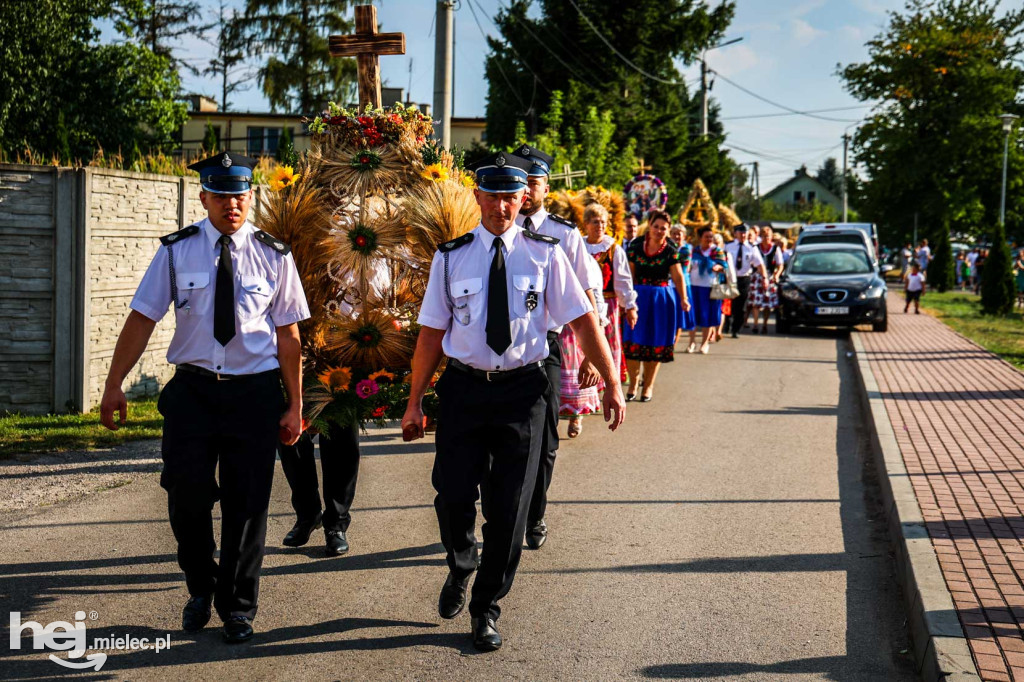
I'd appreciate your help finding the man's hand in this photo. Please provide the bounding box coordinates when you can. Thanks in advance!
[100,384,127,431]
[279,406,302,446]
[602,383,626,431]
[625,307,639,329]
[401,404,426,441]
[578,359,601,388]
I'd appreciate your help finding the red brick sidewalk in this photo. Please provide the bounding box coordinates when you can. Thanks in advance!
[860,292,1024,682]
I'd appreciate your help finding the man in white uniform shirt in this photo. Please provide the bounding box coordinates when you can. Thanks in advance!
[401,151,625,651]
[511,144,602,551]
[723,224,767,338]
[99,152,310,644]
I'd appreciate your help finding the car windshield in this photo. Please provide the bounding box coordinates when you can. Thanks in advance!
[800,234,865,246]
[791,250,872,275]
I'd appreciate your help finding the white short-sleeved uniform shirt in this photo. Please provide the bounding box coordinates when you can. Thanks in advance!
[516,207,599,332]
[130,218,310,375]
[417,224,592,371]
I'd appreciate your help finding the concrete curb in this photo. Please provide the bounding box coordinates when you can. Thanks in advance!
[850,332,981,682]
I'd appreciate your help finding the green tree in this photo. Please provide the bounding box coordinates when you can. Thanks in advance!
[242,0,358,114]
[116,0,209,76]
[482,0,737,210]
[929,225,955,292]
[276,126,298,165]
[840,0,1024,247]
[981,221,1016,315]
[0,0,187,160]
[815,157,843,197]
[202,0,253,111]
[202,120,219,154]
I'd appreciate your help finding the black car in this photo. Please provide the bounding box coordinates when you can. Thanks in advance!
[776,243,889,333]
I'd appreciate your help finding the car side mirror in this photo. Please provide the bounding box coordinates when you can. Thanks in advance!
[880,264,894,273]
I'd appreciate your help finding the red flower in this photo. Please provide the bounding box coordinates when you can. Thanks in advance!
[362,333,374,343]
[357,116,374,126]
[360,155,370,164]
[371,406,387,418]
[388,113,403,124]
[355,235,368,247]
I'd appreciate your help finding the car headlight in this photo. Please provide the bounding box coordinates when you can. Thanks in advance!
[781,286,804,301]
[858,284,886,300]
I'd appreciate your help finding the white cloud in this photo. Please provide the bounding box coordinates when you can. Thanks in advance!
[789,0,827,19]
[838,25,866,43]
[791,18,825,46]
[706,45,764,77]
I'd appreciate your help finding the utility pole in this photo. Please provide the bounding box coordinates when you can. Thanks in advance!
[753,161,761,219]
[432,1,455,148]
[700,57,709,138]
[842,133,850,222]
[913,212,918,246]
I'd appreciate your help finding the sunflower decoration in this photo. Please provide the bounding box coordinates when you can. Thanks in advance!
[324,308,415,370]
[318,366,353,392]
[421,163,450,182]
[269,165,301,192]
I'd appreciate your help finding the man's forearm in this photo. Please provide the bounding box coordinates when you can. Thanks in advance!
[276,324,302,410]
[105,310,157,388]
[407,328,445,406]
[569,312,619,387]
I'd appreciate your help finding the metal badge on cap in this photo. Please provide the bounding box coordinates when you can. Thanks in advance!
[221,154,232,168]
[495,155,506,167]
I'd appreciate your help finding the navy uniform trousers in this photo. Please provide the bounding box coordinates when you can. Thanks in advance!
[278,424,360,532]
[157,368,284,622]
[433,364,548,622]
[528,330,562,527]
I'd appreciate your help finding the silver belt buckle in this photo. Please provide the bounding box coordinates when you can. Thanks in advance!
[485,370,499,382]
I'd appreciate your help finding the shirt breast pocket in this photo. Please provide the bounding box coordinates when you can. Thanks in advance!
[450,277,482,325]
[176,272,210,315]
[512,274,544,318]
[239,275,275,321]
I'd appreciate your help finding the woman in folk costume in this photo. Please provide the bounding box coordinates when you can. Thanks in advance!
[687,227,728,354]
[621,209,691,401]
[582,203,637,385]
[557,246,605,438]
[670,224,697,343]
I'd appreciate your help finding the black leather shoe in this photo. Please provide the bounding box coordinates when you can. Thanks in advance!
[181,595,212,632]
[222,616,253,643]
[282,512,323,547]
[438,572,472,619]
[471,616,502,651]
[325,529,349,556]
[525,519,547,550]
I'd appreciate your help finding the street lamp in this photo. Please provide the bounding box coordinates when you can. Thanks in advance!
[999,113,1019,227]
[700,37,743,137]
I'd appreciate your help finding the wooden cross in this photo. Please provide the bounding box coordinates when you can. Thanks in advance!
[549,163,587,190]
[329,5,406,110]
[634,157,653,175]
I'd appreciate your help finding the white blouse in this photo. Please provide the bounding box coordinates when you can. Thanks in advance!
[585,235,638,310]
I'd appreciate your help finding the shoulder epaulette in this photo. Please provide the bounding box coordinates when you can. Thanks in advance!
[438,233,474,252]
[254,229,291,255]
[549,213,576,228]
[159,224,200,246]
[523,230,560,245]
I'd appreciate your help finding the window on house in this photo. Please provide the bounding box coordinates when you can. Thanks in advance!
[247,127,281,155]
[793,191,803,203]
[808,191,816,203]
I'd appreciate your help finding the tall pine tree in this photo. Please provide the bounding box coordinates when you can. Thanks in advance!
[981,221,1015,315]
[202,0,253,111]
[116,0,209,76]
[242,0,358,115]
[482,0,737,210]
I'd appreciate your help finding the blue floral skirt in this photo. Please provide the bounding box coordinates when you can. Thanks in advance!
[622,284,679,362]
[678,270,696,331]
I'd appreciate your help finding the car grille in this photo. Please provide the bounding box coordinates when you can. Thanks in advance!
[816,289,849,304]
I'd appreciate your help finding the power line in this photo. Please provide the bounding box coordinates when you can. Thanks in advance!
[505,12,599,89]
[463,0,529,111]
[565,0,689,86]
[468,0,551,96]
[710,69,862,123]
[722,105,871,121]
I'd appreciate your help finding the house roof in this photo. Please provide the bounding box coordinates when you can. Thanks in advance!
[762,168,841,204]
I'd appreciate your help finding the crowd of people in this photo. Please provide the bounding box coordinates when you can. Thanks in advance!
[558,211,795,424]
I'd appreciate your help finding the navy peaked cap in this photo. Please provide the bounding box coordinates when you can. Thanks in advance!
[467,152,532,193]
[188,152,257,194]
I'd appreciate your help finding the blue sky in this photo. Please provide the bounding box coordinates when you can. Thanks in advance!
[163,0,908,192]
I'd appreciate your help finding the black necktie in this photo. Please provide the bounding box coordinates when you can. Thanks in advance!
[523,216,534,232]
[214,234,236,346]
[486,236,512,356]
[736,243,744,271]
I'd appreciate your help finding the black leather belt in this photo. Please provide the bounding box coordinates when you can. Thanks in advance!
[448,358,544,382]
[177,364,279,382]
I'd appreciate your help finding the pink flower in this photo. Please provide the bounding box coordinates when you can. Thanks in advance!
[355,379,380,399]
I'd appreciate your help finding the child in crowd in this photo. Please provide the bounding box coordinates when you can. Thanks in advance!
[904,262,925,314]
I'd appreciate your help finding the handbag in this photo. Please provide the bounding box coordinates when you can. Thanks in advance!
[710,272,739,300]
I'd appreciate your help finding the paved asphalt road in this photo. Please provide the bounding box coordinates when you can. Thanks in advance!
[2,330,918,681]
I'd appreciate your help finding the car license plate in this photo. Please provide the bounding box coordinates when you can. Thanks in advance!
[815,306,849,315]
